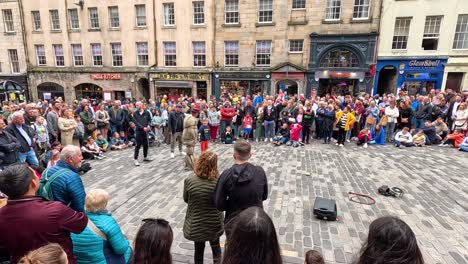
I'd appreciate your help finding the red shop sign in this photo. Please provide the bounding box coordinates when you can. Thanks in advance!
[90,73,122,80]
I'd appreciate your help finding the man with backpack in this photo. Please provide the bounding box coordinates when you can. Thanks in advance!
[39,145,86,212]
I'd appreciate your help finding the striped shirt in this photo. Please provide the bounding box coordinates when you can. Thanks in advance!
[339,114,348,128]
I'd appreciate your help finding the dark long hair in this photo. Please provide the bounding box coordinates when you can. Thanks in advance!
[355,216,424,264]
[222,207,282,264]
[133,218,173,264]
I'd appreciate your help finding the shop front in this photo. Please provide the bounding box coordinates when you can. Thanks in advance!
[306,33,377,97]
[213,71,271,99]
[442,56,468,92]
[271,62,306,96]
[149,71,211,100]
[374,58,447,96]
[0,80,28,102]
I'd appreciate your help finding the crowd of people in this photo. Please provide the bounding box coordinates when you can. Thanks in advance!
[0,87,467,264]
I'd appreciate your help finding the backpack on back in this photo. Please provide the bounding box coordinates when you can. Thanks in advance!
[36,168,69,201]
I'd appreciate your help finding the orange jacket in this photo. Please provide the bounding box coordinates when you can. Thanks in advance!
[447,133,464,148]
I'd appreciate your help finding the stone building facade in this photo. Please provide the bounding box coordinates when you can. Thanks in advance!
[0,0,28,102]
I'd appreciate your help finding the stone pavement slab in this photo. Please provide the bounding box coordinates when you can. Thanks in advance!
[81,141,468,264]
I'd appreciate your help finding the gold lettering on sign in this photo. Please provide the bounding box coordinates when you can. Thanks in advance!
[152,73,208,81]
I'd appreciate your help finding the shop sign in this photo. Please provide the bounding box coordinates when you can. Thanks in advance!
[217,72,269,79]
[408,60,441,68]
[91,73,122,80]
[152,72,209,81]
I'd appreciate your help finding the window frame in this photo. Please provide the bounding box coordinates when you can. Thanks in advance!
[392,17,412,50]
[88,7,100,29]
[136,42,149,66]
[193,1,205,25]
[163,41,177,67]
[422,16,442,51]
[8,49,20,73]
[2,9,14,32]
[68,9,80,30]
[35,45,47,66]
[453,14,468,50]
[325,0,341,21]
[135,4,147,27]
[50,10,61,31]
[163,3,175,26]
[258,0,273,23]
[224,41,239,67]
[292,0,306,10]
[31,11,42,31]
[288,40,304,53]
[111,42,123,67]
[108,6,120,29]
[52,44,65,67]
[352,0,370,20]
[256,40,272,67]
[71,44,84,66]
[192,41,206,67]
[91,43,103,66]
[225,0,239,24]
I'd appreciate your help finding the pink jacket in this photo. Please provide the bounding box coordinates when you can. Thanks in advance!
[290,124,302,141]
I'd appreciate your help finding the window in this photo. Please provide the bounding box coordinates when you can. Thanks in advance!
[193,2,205,25]
[68,9,79,29]
[225,41,239,66]
[292,0,306,9]
[289,40,303,53]
[453,14,468,50]
[88,7,99,29]
[35,45,46,65]
[111,43,123,66]
[325,0,341,20]
[392,17,411,50]
[8,49,19,73]
[163,3,175,26]
[91,43,102,66]
[422,16,442,50]
[136,42,149,66]
[31,11,42,31]
[353,0,370,19]
[319,48,359,67]
[258,0,273,23]
[135,5,146,27]
[52,45,65,66]
[164,42,176,66]
[2,9,14,32]
[50,10,60,30]
[108,6,120,28]
[225,0,239,24]
[71,44,83,66]
[256,40,272,66]
[193,42,206,67]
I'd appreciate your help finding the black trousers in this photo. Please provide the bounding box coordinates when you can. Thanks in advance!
[194,238,221,264]
[357,136,368,145]
[134,130,149,159]
[302,125,311,143]
[337,127,346,144]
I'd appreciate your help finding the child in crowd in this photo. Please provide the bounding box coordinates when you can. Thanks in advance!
[128,122,136,145]
[110,132,128,150]
[357,128,371,148]
[440,129,465,148]
[223,126,234,144]
[369,124,385,145]
[394,127,414,147]
[243,112,253,140]
[459,132,468,152]
[198,118,210,152]
[412,130,426,147]
[74,115,84,147]
[287,122,302,147]
[81,139,103,160]
[273,123,290,146]
[95,133,109,152]
[47,149,60,168]
[119,131,133,146]
[304,250,325,264]
[32,116,49,159]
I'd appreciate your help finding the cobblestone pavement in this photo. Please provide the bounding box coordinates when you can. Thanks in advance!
[81,141,468,264]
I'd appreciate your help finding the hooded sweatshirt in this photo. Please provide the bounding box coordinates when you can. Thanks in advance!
[214,163,268,223]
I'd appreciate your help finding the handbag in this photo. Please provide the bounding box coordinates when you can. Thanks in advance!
[379,115,388,126]
[87,123,97,131]
[97,122,106,129]
[87,220,128,264]
[366,116,375,125]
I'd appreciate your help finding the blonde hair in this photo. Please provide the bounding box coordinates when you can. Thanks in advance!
[85,189,110,212]
[18,243,67,264]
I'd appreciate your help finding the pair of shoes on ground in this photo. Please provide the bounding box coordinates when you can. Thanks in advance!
[134,156,154,166]
[170,151,186,158]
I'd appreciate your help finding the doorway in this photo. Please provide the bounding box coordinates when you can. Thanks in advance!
[445,72,464,92]
[74,83,103,100]
[138,78,150,100]
[37,82,65,101]
[276,80,298,96]
[377,66,397,95]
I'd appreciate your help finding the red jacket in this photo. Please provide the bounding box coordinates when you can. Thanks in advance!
[243,116,253,129]
[0,196,87,264]
[290,124,302,141]
[358,132,371,141]
[220,107,236,121]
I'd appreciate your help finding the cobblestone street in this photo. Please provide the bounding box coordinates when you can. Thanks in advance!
[81,142,468,264]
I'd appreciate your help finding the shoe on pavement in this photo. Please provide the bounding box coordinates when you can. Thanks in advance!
[270,138,274,142]
[134,159,140,166]
[339,144,344,147]
[96,156,103,160]
[264,138,268,143]
[346,140,350,143]
[364,143,368,148]
[180,151,186,156]
[171,153,175,158]
[335,143,339,146]
[143,156,154,162]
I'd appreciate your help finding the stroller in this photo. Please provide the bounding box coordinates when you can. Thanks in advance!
[149,124,164,147]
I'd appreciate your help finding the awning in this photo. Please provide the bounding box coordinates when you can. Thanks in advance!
[0,80,25,93]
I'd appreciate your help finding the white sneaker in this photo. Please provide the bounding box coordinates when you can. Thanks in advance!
[134,159,140,166]
[270,138,274,142]
[335,143,339,146]
[180,151,186,156]
[256,139,258,142]
[364,143,368,148]
[171,153,175,158]
[264,138,268,143]
[346,140,350,143]
[339,144,344,147]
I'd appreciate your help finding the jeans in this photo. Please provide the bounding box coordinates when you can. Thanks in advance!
[395,140,415,147]
[134,130,149,159]
[415,118,425,129]
[220,120,232,140]
[323,126,332,143]
[345,130,352,141]
[194,238,221,264]
[315,119,323,138]
[111,124,123,135]
[18,149,39,167]
[386,122,396,142]
[234,124,242,138]
[171,132,183,153]
[264,120,275,139]
[460,144,468,152]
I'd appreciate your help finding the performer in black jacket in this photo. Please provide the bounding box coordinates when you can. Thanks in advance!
[132,101,153,166]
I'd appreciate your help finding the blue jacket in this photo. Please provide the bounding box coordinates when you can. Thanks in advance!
[253,96,263,108]
[371,127,386,145]
[43,160,86,212]
[72,212,132,264]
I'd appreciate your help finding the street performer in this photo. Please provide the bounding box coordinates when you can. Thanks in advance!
[183,104,200,170]
[132,101,153,166]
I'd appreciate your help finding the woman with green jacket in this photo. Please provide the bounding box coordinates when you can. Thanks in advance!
[183,151,223,264]
[79,105,95,138]
[255,102,264,142]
